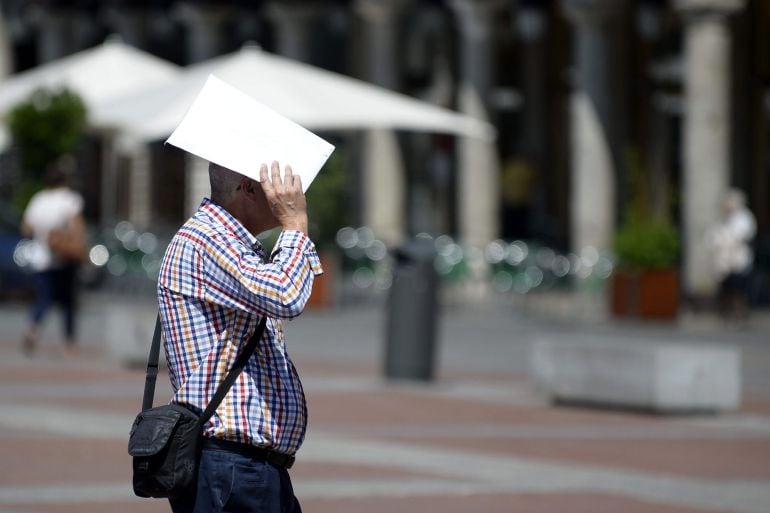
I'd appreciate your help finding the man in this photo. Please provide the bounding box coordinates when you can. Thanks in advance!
[158,160,322,513]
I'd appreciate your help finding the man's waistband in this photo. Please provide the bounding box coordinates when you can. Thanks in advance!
[201,437,295,470]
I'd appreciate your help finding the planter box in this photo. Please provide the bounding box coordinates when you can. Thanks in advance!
[307,250,338,309]
[611,268,679,319]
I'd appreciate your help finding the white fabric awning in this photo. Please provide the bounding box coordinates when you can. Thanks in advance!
[0,36,181,124]
[94,44,496,142]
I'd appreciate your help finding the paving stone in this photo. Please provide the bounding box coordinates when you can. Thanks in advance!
[1,300,769,513]
[301,492,733,513]
[386,437,770,480]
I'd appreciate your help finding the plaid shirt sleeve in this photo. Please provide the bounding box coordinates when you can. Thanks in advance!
[201,229,323,319]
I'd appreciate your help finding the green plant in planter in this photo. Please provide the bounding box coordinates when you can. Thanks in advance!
[611,150,681,318]
[612,212,681,318]
[614,214,679,270]
[614,148,679,271]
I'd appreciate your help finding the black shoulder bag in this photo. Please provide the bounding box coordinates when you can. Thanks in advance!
[128,315,267,499]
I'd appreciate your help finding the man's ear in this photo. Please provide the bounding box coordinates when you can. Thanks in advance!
[240,177,254,195]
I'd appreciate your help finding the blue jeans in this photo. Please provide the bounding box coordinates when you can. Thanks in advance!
[169,449,301,513]
[32,265,77,340]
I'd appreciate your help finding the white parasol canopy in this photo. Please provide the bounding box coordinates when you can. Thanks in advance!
[0,36,181,122]
[93,44,495,142]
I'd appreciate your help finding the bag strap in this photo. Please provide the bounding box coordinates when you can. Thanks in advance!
[141,315,163,412]
[141,314,268,420]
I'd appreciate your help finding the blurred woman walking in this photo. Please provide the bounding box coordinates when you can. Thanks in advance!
[20,162,86,356]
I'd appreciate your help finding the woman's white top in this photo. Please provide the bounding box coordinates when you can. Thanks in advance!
[712,207,757,277]
[22,187,84,271]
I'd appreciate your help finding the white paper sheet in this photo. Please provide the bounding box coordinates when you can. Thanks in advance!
[166,74,335,193]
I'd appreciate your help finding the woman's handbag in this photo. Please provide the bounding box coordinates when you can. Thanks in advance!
[128,315,267,499]
[48,218,87,262]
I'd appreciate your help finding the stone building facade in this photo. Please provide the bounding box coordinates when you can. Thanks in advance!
[0,0,767,300]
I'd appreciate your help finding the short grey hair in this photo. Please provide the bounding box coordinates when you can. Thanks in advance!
[209,163,243,204]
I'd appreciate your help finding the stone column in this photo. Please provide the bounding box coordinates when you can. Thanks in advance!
[450,0,502,248]
[100,133,117,226]
[174,2,230,63]
[355,0,405,89]
[32,3,97,63]
[0,7,14,76]
[266,2,317,63]
[131,152,152,228]
[103,6,149,48]
[185,155,210,217]
[355,0,407,246]
[34,7,73,63]
[115,135,152,229]
[173,3,228,226]
[677,0,745,298]
[562,0,627,256]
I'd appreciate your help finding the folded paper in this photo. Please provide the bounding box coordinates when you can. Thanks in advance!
[167,74,335,192]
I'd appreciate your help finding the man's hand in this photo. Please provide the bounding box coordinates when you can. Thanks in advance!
[260,161,308,234]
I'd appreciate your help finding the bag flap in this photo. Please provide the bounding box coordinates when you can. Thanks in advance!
[128,408,182,457]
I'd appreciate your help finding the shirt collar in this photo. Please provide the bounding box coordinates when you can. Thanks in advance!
[197,198,265,254]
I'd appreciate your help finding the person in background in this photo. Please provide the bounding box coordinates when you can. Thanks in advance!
[711,188,757,324]
[20,161,86,356]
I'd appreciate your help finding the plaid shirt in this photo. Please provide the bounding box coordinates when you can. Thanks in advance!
[158,198,322,455]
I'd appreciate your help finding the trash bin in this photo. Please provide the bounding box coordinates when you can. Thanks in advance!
[385,237,438,381]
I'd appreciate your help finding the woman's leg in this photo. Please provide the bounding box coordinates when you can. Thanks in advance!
[54,265,78,352]
[23,271,55,354]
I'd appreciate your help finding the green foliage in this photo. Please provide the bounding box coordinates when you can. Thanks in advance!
[614,147,679,270]
[306,149,350,246]
[8,87,87,178]
[12,178,43,214]
[614,214,679,270]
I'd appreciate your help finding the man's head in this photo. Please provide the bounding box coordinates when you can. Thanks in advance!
[209,163,243,205]
[209,162,279,235]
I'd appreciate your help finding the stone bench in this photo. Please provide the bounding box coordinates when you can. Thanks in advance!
[96,298,160,368]
[529,337,741,413]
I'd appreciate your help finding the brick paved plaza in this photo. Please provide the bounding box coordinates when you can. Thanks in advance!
[1,294,769,513]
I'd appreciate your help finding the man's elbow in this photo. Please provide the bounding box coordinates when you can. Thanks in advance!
[278,294,308,319]
[273,281,313,319]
